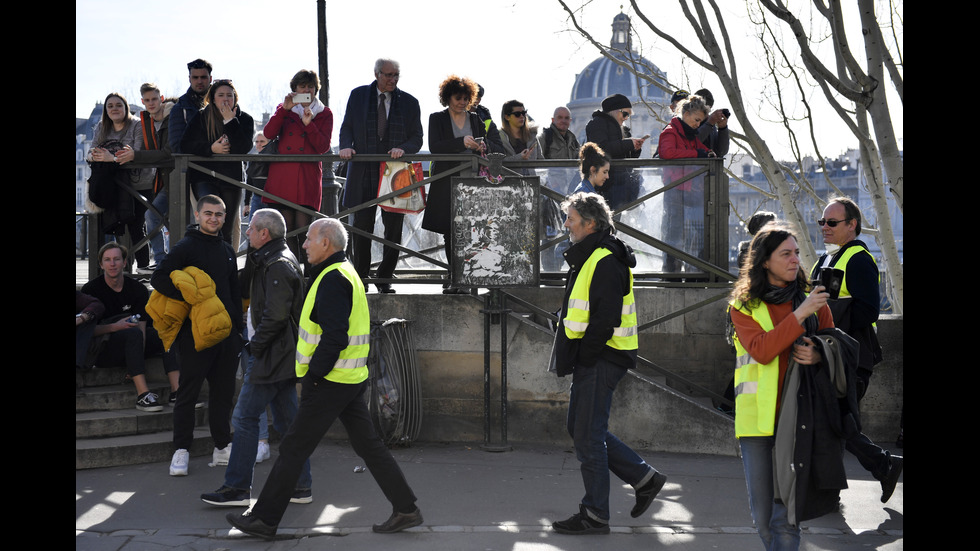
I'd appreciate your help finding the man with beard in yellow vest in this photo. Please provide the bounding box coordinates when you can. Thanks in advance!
[550,192,667,535]
[227,218,421,539]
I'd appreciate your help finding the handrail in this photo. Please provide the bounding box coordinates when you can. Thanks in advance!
[92,153,732,286]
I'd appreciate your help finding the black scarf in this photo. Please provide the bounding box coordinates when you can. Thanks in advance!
[762,281,818,342]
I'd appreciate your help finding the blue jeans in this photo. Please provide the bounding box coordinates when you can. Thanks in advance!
[739,436,800,551]
[145,187,169,264]
[237,341,270,441]
[567,357,653,521]
[225,373,311,492]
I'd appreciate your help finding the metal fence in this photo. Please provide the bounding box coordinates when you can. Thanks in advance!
[96,153,731,280]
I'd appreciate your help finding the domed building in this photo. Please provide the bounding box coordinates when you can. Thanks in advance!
[567,12,672,156]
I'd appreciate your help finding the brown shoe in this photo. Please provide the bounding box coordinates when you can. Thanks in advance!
[372,507,423,533]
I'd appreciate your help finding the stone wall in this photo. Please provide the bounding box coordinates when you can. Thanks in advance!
[365,288,903,454]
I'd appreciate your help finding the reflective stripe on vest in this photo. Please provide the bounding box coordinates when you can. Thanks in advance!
[730,299,779,438]
[563,247,638,350]
[295,260,370,384]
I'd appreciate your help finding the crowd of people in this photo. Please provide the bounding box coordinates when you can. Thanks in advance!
[77,57,899,548]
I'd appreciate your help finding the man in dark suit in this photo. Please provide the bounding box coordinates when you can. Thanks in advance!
[338,58,424,293]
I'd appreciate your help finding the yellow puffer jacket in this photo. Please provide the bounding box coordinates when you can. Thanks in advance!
[146,266,232,352]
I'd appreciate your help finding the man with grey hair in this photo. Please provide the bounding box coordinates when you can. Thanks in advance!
[339,58,424,293]
[550,192,667,535]
[228,217,421,539]
[201,208,309,506]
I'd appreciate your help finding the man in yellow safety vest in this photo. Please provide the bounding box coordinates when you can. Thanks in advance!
[811,196,902,503]
[227,218,422,539]
[550,192,667,536]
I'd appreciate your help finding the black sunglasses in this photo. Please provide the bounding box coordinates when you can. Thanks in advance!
[509,111,527,118]
[817,218,851,227]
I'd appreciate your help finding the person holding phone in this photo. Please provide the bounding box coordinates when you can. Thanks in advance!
[262,69,333,268]
[424,75,499,293]
[728,222,833,551]
[180,79,255,245]
[498,100,541,177]
[657,94,714,277]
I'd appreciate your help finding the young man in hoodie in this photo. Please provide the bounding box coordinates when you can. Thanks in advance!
[550,192,667,535]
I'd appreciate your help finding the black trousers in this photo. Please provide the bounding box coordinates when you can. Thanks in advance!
[352,206,404,280]
[172,326,240,450]
[251,379,417,526]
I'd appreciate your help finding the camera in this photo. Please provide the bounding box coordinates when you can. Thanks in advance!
[816,268,844,300]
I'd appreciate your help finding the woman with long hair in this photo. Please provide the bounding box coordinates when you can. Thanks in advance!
[261,69,332,265]
[728,222,832,551]
[181,79,255,244]
[497,99,540,176]
[87,92,152,268]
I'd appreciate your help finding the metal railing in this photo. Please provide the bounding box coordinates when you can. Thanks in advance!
[83,153,735,411]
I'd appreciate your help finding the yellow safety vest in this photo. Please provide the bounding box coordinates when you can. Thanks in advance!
[295,260,370,384]
[811,245,879,325]
[563,248,638,351]
[730,299,779,438]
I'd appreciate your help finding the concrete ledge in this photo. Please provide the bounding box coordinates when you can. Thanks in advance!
[367,288,902,453]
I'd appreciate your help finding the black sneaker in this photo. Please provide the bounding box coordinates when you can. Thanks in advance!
[552,505,610,535]
[201,486,251,507]
[631,471,668,518]
[136,391,163,412]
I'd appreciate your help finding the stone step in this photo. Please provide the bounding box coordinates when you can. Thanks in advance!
[75,428,214,470]
[75,406,208,439]
[75,383,174,413]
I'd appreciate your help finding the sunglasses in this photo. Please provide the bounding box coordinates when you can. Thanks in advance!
[509,111,527,118]
[817,218,851,227]
[620,110,632,119]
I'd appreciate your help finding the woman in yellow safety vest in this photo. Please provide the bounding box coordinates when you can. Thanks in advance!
[728,222,833,551]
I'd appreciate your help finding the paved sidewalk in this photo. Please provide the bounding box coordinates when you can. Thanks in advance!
[76,440,903,550]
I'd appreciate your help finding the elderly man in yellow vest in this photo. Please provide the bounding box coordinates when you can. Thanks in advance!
[811,196,902,503]
[550,192,667,535]
[227,218,421,540]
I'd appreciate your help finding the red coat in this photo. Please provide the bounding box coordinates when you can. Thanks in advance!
[658,117,709,191]
[263,104,333,210]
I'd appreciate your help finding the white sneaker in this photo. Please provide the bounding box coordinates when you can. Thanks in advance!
[256,441,271,463]
[170,449,189,476]
[213,444,232,466]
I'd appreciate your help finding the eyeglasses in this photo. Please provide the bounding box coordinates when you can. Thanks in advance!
[379,71,400,79]
[817,218,851,227]
[620,110,631,119]
[509,111,527,118]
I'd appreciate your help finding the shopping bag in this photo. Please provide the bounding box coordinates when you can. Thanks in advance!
[377,161,426,214]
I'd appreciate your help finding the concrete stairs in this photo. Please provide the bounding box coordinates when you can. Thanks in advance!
[75,359,214,470]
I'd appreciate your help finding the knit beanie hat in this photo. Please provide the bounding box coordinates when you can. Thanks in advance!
[601,93,632,112]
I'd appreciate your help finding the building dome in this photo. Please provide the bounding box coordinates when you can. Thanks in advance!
[566,12,672,153]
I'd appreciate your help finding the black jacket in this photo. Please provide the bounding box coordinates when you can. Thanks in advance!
[553,229,638,376]
[242,238,304,383]
[791,328,861,523]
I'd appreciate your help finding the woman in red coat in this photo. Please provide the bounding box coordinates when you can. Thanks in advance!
[657,94,714,275]
[262,69,333,265]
